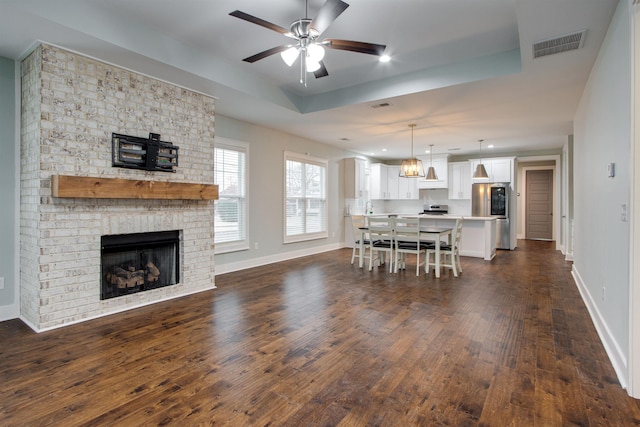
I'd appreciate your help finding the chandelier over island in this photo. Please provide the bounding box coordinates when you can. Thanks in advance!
[399,124,425,178]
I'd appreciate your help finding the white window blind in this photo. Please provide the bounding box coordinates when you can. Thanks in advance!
[284,151,328,243]
[214,140,249,253]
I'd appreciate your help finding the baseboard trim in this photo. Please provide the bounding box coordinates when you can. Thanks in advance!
[571,265,627,389]
[215,243,343,275]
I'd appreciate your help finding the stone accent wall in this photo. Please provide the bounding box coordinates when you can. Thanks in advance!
[20,44,216,330]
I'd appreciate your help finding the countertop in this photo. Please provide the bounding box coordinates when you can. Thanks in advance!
[417,214,496,221]
[364,213,496,221]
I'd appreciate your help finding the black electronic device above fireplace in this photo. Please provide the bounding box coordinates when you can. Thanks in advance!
[100,230,180,300]
[112,132,179,172]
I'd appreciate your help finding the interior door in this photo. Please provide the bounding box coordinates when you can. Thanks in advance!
[526,169,553,240]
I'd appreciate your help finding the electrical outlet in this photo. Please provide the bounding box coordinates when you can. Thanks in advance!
[621,204,628,222]
[254,242,259,250]
[0,277,3,290]
[332,232,336,237]
[602,286,606,301]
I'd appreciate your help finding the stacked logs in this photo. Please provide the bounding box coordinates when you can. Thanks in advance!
[105,261,160,289]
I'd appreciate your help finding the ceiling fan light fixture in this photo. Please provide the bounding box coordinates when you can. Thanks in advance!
[306,60,322,72]
[307,43,325,62]
[230,0,387,86]
[281,46,300,66]
[399,124,425,178]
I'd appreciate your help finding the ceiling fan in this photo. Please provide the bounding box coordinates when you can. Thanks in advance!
[229,0,387,85]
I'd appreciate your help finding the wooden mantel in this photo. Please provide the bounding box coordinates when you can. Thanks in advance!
[51,175,218,200]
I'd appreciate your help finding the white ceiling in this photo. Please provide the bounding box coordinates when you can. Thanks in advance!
[0,0,619,159]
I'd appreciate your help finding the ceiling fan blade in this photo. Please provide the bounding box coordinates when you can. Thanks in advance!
[229,10,290,35]
[314,61,329,78]
[242,45,291,63]
[325,39,386,56]
[309,0,349,35]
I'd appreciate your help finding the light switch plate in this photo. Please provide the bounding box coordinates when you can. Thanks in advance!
[608,162,615,178]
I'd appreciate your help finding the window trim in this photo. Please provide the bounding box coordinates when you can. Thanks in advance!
[214,137,250,254]
[283,151,329,244]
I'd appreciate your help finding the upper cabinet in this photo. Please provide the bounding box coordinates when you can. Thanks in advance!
[370,163,393,199]
[398,174,419,200]
[416,154,449,189]
[448,162,471,199]
[370,163,418,200]
[344,157,369,199]
[469,157,514,183]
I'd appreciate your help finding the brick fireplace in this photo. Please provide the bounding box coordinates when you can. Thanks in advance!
[20,44,217,331]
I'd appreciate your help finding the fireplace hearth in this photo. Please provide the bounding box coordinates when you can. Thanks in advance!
[101,230,180,300]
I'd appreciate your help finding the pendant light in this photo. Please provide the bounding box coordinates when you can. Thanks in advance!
[473,139,489,179]
[399,124,425,178]
[425,144,438,181]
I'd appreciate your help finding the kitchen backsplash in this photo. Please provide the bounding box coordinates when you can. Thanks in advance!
[346,188,472,216]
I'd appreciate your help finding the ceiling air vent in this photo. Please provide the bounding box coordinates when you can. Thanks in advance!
[370,102,392,109]
[533,30,586,59]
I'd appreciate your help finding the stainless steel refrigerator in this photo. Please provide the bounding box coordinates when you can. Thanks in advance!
[472,182,510,249]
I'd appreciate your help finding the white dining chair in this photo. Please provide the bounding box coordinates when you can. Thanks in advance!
[350,215,370,266]
[367,216,395,273]
[394,216,430,276]
[426,217,464,277]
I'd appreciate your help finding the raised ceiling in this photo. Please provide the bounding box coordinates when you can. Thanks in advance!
[0,0,619,159]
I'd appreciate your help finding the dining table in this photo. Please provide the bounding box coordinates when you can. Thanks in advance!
[358,219,453,278]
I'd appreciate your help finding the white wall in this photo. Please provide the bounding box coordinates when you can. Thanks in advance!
[573,0,631,386]
[214,114,360,274]
[0,56,17,321]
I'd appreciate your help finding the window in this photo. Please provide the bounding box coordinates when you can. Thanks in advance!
[214,139,249,253]
[284,151,328,243]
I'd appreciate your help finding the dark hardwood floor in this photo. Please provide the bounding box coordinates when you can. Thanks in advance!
[2,240,640,426]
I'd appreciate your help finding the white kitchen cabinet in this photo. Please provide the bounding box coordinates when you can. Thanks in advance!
[490,158,512,182]
[370,164,418,200]
[344,157,369,199]
[398,175,419,199]
[417,154,449,189]
[370,163,391,199]
[469,157,514,183]
[448,162,471,199]
[386,165,400,199]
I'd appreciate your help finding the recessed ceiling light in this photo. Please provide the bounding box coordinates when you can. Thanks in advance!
[487,144,494,148]
[379,55,391,63]
[340,137,351,141]
[382,148,387,152]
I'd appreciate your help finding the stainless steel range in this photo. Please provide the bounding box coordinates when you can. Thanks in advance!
[420,204,449,215]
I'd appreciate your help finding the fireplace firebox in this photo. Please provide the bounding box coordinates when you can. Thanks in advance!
[101,230,180,300]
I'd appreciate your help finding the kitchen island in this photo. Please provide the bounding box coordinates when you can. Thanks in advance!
[346,214,497,261]
[417,215,496,260]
